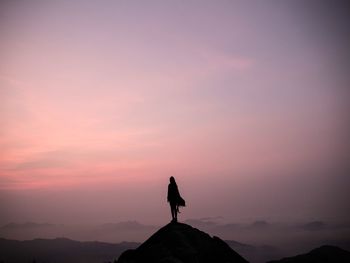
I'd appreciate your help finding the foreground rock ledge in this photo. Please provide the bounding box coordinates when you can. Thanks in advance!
[117,222,249,263]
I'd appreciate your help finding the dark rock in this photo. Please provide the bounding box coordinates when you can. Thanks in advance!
[117,222,249,263]
[267,245,350,263]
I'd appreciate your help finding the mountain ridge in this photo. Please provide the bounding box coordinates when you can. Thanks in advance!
[267,245,350,263]
[0,237,139,263]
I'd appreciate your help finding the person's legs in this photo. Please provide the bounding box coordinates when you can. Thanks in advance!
[170,202,176,221]
[171,207,175,220]
[174,205,178,222]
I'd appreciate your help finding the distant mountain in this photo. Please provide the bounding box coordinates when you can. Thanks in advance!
[267,245,350,263]
[248,220,270,229]
[2,236,349,263]
[1,222,59,230]
[299,221,326,231]
[184,218,218,228]
[0,221,157,243]
[117,222,249,263]
[99,221,156,231]
[225,240,283,263]
[0,237,139,263]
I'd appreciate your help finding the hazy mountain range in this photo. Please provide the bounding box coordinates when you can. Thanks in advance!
[0,237,138,263]
[0,236,290,263]
[1,219,349,261]
[0,221,157,243]
[1,225,349,263]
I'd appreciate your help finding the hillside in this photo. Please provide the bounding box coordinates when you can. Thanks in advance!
[0,237,138,263]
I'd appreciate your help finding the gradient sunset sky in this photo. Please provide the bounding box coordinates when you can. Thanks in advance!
[1,1,349,225]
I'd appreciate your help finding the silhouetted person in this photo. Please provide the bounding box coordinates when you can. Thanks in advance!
[167,176,185,222]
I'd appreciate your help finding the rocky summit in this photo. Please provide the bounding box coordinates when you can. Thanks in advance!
[117,222,249,263]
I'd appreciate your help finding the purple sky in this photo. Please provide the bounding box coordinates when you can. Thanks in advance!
[0,1,349,226]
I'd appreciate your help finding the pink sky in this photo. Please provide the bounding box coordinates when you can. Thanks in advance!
[1,1,349,225]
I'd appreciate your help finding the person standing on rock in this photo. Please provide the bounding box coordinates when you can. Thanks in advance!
[167,176,186,222]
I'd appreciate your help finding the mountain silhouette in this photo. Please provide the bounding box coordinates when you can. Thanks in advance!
[225,240,283,263]
[267,245,350,263]
[0,237,138,263]
[117,222,249,263]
